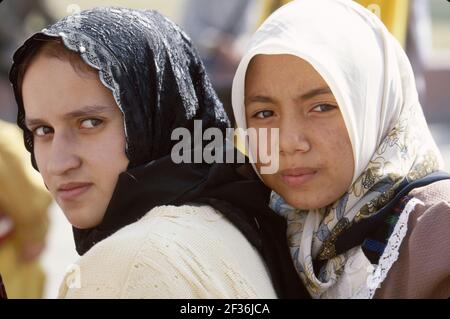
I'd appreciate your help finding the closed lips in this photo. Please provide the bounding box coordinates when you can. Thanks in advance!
[57,182,93,200]
[280,168,317,187]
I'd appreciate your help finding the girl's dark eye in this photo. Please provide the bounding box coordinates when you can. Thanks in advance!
[34,126,53,137]
[253,110,274,119]
[311,104,337,113]
[80,118,103,129]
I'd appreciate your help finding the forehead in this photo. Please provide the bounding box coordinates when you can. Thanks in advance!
[246,54,328,87]
[21,54,119,118]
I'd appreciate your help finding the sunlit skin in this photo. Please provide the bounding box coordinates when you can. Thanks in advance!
[245,54,354,209]
[21,54,129,229]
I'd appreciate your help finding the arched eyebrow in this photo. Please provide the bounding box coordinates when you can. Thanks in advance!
[62,105,117,120]
[246,95,274,104]
[25,105,117,128]
[297,87,332,101]
[246,86,333,105]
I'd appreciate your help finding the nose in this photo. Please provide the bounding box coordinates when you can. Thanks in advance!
[279,116,310,156]
[46,131,81,176]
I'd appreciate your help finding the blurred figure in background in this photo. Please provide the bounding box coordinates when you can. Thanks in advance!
[0,0,53,122]
[0,119,52,298]
[405,0,432,107]
[182,0,260,124]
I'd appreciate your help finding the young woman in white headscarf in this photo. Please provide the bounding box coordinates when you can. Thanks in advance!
[232,0,450,298]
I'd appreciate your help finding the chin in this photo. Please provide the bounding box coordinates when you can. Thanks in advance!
[70,220,95,229]
[289,200,319,210]
[63,207,103,229]
[283,192,326,210]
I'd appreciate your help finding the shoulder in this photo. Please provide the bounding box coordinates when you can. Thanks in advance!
[59,204,276,298]
[409,178,450,206]
[375,179,450,298]
[409,179,450,207]
[407,179,450,234]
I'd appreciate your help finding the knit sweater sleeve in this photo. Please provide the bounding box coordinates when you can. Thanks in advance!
[58,205,276,299]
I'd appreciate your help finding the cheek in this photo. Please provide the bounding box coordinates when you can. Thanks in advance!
[91,140,128,178]
[317,123,354,185]
[92,119,128,163]
[248,126,279,167]
[33,143,51,185]
[98,132,128,177]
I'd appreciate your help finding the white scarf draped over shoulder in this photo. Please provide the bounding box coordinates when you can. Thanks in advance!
[231,0,444,298]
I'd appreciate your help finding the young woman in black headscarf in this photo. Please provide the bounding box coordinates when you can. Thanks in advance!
[8,7,298,298]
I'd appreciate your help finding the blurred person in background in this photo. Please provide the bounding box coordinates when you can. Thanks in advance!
[182,0,260,124]
[0,119,52,298]
[404,0,432,108]
[0,0,53,122]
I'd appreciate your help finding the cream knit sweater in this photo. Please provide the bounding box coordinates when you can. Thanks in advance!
[58,205,277,298]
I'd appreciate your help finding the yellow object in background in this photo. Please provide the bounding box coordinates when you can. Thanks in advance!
[0,241,45,299]
[259,0,410,47]
[259,0,291,25]
[355,0,410,47]
[0,120,52,298]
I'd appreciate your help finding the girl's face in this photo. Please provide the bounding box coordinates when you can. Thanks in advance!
[245,54,354,209]
[22,54,129,229]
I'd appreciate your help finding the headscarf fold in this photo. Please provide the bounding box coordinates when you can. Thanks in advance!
[232,0,443,298]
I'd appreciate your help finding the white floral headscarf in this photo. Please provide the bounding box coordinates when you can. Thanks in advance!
[231,0,443,298]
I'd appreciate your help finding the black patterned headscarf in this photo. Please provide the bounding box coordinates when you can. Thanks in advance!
[8,7,238,256]
[10,7,230,169]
